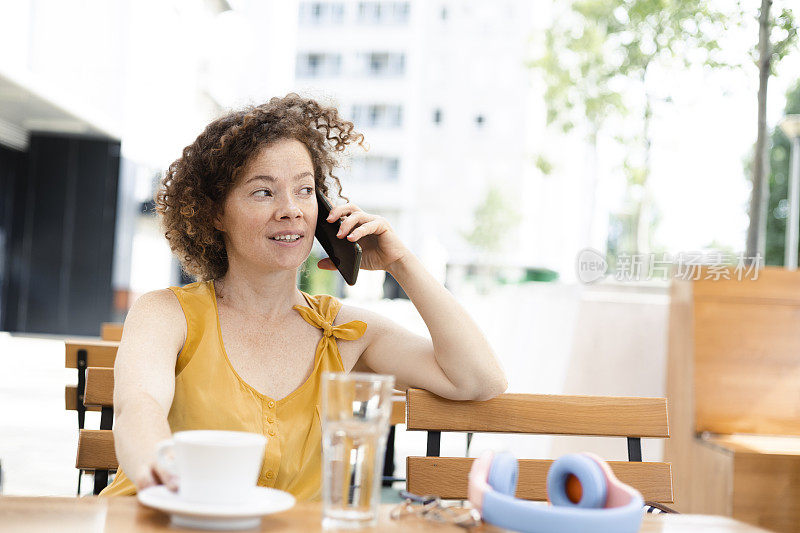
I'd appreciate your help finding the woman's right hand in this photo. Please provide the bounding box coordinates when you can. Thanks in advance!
[132,460,179,492]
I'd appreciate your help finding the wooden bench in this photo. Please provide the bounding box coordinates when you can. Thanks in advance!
[100,322,124,342]
[77,367,117,495]
[65,338,118,495]
[404,388,673,503]
[64,340,118,424]
[665,266,800,532]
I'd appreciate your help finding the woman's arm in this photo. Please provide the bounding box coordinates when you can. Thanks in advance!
[322,203,508,401]
[112,290,185,490]
[342,254,507,401]
[386,253,507,399]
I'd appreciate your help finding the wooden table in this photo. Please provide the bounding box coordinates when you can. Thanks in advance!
[0,497,771,532]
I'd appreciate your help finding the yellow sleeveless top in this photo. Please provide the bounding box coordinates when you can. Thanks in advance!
[98,280,367,501]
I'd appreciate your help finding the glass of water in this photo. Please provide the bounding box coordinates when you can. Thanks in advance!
[320,371,396,529]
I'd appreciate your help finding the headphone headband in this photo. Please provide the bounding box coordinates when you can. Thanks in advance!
[469,451,644,533]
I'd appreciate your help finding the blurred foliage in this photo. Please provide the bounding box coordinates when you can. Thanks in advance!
[462,184,521,255]
[764,80,800,266]
[530,0,739,258]
[535,154,554,176]
[747,5,798,75]
[531,0,737,136]
[297,250,338,295]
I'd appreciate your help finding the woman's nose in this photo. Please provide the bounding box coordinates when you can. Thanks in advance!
[275,194,302,219]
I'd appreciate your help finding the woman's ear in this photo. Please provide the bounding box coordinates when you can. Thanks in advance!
[213,211,224,232]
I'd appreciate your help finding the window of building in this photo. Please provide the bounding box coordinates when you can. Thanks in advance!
[433,108,442,124]
[351,104,362,125]
[358,2,380,23]
[369,105,382,125]
[296,53,342,78]
[392,2,410,23]
[362,52,404,76]
[299,2,345,25]
[350,155,401,181]
[391,106,403,127]
[330,3,344,22]
[351,104,403,128]
[357,2,410,24]
[369,53,388,74]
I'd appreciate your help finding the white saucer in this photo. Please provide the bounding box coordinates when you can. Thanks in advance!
[138,486,296,530]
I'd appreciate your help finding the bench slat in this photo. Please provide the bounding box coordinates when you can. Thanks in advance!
[101,323,123,341]
[84,367,114,407]
[65,340,118,369]
[407,456,673,503]
[406,389,669,438]
[76,430,118,470]
[390,396,405,426]
[64,386,101,412]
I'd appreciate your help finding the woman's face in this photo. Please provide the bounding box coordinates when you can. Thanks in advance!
[215,138,318,273]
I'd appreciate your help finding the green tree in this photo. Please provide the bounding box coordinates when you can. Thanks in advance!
[531,0,737,257]
[764,80,800,265]
[745,1,797,260]
[463,185,521,256]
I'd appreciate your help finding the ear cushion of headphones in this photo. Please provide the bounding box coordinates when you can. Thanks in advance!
[547,454,608,509]
[487,451,518,496]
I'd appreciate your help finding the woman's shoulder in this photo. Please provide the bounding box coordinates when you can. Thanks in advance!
[118,288,187,352]
[332,300,400,341]
[334,301,374,323]
[127,288,185,324]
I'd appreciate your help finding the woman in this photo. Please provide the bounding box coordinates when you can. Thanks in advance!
[100,94,507,499]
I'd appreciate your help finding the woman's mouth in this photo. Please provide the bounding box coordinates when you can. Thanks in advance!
[269,234,303,246]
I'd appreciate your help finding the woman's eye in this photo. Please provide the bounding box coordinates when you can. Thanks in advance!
[300,186,314,195]
[254,189,272,197]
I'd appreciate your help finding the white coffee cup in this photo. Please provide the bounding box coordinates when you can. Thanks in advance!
[156,430,267,505]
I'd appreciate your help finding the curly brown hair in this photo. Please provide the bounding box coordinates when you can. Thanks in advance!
[155,93,366,281]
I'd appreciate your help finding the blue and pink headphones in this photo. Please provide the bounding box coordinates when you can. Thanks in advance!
[468,451,644,533]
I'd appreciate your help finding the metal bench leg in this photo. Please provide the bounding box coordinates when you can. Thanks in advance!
[382,425,396,487]
[76,349,89,495]
[100,406,113,431]
[93,470,108,495]
[426,431,441,457]
[76,349,87,430]
[627,437,642,462]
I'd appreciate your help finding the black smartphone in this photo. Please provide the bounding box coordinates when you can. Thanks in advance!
[315,190,362,285]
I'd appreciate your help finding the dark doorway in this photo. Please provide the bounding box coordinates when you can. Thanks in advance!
[0,133,120,335]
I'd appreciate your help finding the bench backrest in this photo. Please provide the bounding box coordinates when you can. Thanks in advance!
[64,340,118,413]
[100,322,123,341]
[404,388,673,503]
[76,367,117,494]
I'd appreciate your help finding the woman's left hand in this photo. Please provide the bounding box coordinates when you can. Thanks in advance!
[317,203,410,272]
